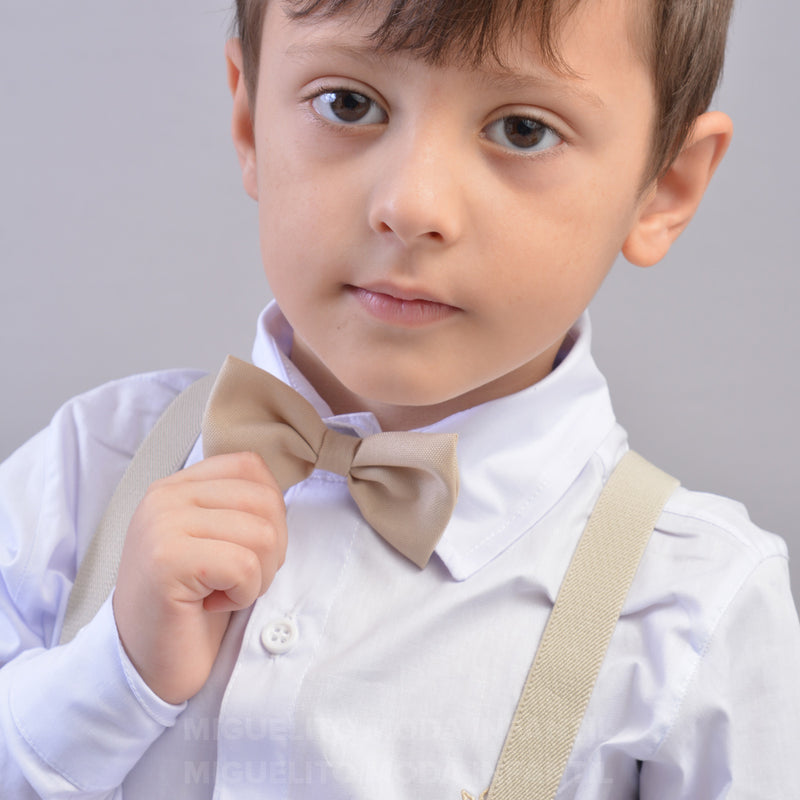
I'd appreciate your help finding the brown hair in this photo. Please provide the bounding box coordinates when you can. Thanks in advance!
[232,0,734,185]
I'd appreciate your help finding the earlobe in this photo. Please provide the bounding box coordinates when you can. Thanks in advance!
[622,111,733,267]
[225,38,258,202]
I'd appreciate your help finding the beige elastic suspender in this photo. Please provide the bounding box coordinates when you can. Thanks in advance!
[58,373,217,645]
[488,451,678,799]
[59,376,678,798]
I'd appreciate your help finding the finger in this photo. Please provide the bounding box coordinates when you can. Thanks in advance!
[182,507,287,587]
[203,590,250,614]
[177,538,265,610]
[139,502,286,593]
[159,451,281,490]
[174,477,286,517]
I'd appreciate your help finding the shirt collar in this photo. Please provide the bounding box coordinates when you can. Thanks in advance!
[251,301,617,581]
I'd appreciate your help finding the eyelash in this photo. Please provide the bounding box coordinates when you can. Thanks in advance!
[305,86,565,155]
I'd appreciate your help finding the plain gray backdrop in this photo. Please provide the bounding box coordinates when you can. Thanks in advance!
[1,2,798,600]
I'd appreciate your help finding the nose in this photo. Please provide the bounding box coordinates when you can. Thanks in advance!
[367,129,465,247]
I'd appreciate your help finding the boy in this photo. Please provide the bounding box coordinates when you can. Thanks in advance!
[1,0,798,798]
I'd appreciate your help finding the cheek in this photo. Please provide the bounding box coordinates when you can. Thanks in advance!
[543,185,638,273]
[482,198,629,337]
[257,201,308,311]
[257,159,360,264]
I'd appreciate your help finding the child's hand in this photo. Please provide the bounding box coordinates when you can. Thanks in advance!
[112,452,287,704]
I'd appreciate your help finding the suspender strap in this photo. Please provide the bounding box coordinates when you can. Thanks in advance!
[488,451,679,800]
[58,373,217,645]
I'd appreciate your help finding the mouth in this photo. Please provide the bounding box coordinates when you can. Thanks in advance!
[346,283,460,327]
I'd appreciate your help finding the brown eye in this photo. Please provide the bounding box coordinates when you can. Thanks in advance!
[312,90,387,125]
[504,117,548,148]
[484,115,561,153]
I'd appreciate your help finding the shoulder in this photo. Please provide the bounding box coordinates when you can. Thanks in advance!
[49,367,210,450]
[608,456,793,641]
[631,482,789,632]
[656,484,792,651]
[649,485,788,595]
[606,477,798,757]
[0,368,210,647]
[38,365,211,533]
[597,445,790,620]
[628,479,794,701]
[3,366,210,491]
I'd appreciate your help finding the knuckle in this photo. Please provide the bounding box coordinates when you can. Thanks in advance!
[149,471,182,493]
[236,451,283,492]
[243,519,286,584]
[143,477,182,510]
[257,517,286,554]
[148,537,178,578]
[239,548,262,584]
[236,450,268,476]
[257,484,287,520]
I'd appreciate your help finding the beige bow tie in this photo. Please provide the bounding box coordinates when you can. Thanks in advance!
[201,356,459,567]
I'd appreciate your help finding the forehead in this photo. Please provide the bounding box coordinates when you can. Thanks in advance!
[278,0,648,72]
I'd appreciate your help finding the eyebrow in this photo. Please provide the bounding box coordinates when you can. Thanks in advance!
[285,40,397,70]
[285,40,605,111]
[473,65,605,110]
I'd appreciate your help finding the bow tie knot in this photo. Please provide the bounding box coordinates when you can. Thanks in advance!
[316,427,360,476]
[201,356,459,568]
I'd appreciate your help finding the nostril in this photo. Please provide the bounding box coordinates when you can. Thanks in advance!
[368,187,459,245]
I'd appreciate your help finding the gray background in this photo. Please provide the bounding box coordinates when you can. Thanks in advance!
[1,2,798,600]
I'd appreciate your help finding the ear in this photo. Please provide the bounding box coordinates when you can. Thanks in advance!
[622,111,733,267]
[225,38,258,202]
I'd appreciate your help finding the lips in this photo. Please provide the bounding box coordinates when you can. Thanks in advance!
[347,284,460,327]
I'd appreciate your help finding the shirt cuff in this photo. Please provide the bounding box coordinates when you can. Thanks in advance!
[8,594,186,792]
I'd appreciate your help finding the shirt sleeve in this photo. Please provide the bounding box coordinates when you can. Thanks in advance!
[0,371,201,797]
[1,596,185,798]
[640,555,800,799]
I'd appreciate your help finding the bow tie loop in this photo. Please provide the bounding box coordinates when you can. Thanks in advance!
[201,356,459,568]
[316,428,361,477]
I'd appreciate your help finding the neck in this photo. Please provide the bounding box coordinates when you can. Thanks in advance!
[289,338,564,431]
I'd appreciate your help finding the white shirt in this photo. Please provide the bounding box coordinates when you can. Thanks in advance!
[1,302,798,799]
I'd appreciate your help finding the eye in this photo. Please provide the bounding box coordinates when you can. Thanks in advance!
[483,115,562,153]
[310,89,387,126]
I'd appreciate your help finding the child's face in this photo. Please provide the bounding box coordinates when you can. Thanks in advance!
[238,0,657,428]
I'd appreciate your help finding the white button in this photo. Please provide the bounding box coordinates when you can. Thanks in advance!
[261,618,299,655]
